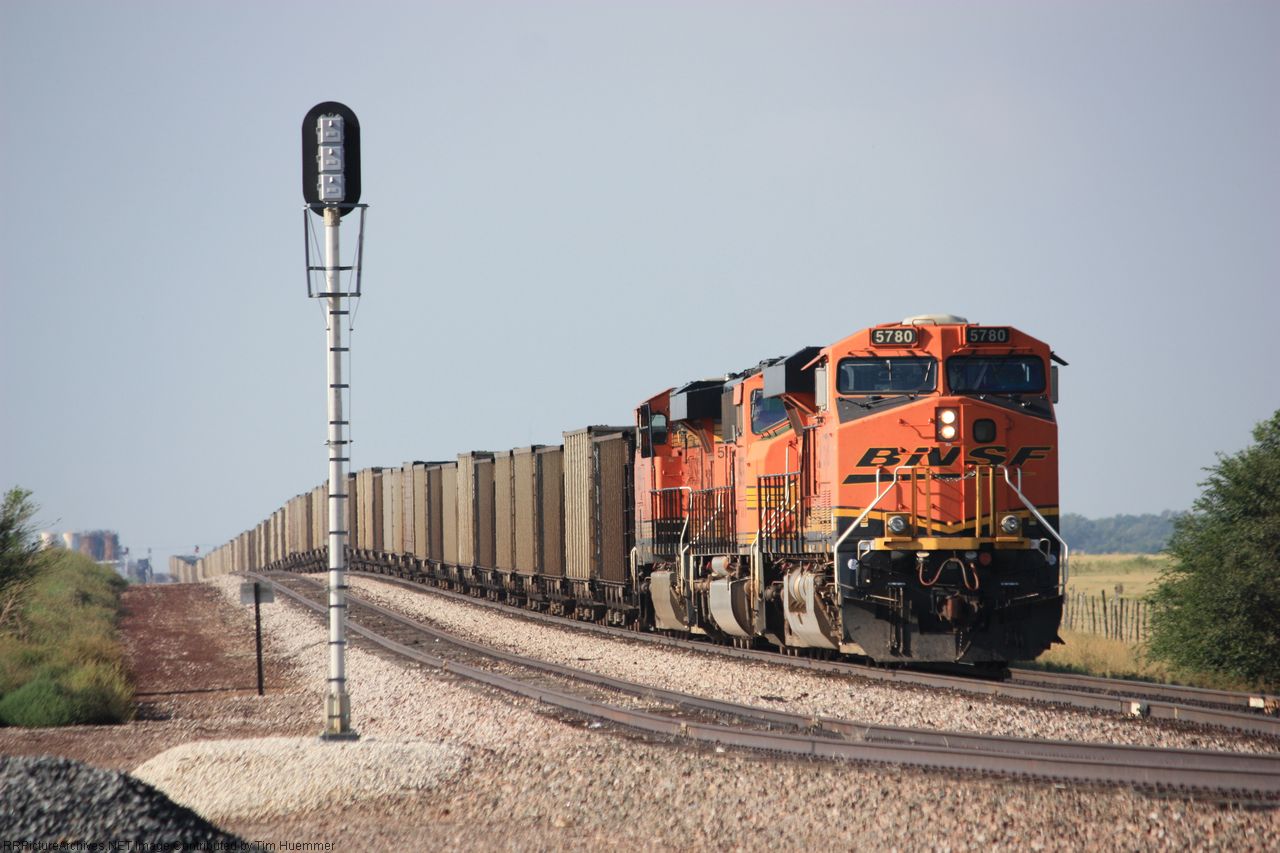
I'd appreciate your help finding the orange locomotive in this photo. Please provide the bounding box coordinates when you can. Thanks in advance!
[634,314,1067,663]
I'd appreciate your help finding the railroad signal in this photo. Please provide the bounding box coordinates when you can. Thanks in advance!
[302,101,366,741]
[302,101,361,215]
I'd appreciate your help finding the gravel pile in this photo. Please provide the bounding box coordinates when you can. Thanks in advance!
[0,755,253,848]
[195,574,1279,850]
[133,736,463,821]
[343,574,1277,755]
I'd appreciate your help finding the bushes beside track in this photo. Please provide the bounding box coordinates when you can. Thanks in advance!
[0,512,133,726]
[1148,410,1280,688]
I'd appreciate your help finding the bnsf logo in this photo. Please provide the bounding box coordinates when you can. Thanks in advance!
[851,445,1053,472]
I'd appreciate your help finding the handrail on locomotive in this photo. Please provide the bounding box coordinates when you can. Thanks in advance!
[833,462,1068,593]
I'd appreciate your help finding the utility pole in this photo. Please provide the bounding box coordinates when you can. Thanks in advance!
[302,101,366,740]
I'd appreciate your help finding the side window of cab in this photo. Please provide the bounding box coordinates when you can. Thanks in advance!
[640,406,669,458]
[651,413,668,445]
[751,389,788,435]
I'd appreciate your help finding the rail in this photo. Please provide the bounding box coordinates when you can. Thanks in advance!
[255,570,1280,795]
[1009,666,1278,715]
[328,567,1280,738]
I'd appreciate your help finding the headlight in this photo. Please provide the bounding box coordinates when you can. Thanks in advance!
[1000,514,1021,535]
[936,408,959,441]
[887,515,909,535]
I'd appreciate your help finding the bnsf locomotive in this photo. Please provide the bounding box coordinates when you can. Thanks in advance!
[195,314,1067,664]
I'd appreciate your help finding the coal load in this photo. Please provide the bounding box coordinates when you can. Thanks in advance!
[0,755,255,848]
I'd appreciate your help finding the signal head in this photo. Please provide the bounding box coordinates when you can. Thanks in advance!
[302,102,361,215]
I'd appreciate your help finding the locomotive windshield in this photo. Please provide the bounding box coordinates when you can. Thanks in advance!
[837,357,936,395]
[947,356,1045,394]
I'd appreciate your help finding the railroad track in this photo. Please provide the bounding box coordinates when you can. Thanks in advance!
[338,565,1280,739]
[251,571,1280,799]
[1007,667,1279,716]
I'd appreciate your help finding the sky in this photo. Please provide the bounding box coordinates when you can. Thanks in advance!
[2,1,1277,574]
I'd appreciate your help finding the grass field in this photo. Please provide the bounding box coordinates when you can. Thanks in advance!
[1034,553,1164,680]
[1025,630,1264,691]
[1029,630,1173,682]
[1065,553,1167,598]
[1023,553,1272,691]
[1035,553,1173,683]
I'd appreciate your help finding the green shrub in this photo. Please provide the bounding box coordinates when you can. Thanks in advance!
[0,660,132,727]
[0,541,133,726]
[64,661,133,723]
[0,675,85,727]
[1148,411,1280,688]
[0,487,41,598]
[0,634,40,694]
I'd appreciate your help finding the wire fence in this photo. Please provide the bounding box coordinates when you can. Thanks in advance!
[1061,590,1151,643]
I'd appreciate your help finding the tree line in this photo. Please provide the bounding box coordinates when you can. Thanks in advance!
[1060,511,1180,554]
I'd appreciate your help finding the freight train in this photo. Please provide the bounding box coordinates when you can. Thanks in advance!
[192,314,1068,664]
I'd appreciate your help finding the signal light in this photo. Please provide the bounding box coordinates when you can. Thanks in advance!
[316,117,345,202]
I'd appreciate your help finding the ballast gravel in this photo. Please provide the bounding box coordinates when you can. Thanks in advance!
[343,574,1277,755]
[183,574,1278,851]
[132,736,463,821]
[0,755,252,848]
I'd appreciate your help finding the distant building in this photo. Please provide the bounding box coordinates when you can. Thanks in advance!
[125,557,152,584]
[39,529,153,579]
[42,530,121,559]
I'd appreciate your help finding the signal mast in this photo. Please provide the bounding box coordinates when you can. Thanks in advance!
[302,101,366,740]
